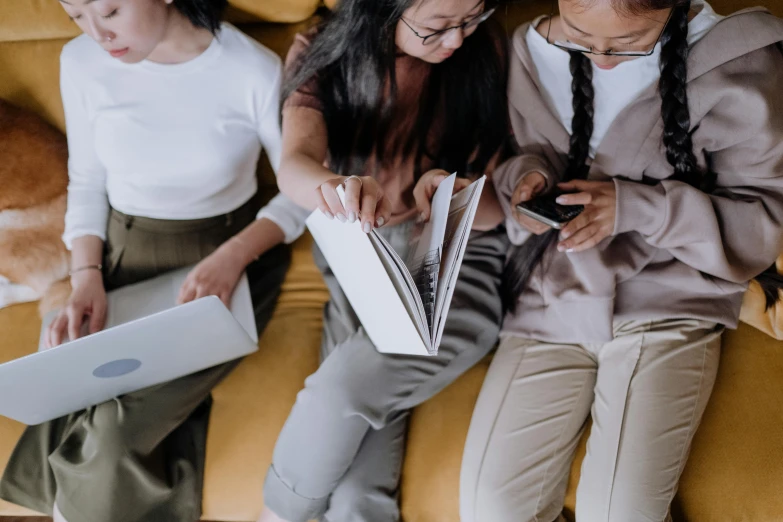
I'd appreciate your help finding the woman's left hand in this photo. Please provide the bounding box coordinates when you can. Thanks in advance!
[555,180,617,253]
[178,241,248,307]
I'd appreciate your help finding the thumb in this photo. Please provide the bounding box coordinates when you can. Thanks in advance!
[413,181,436,222]
[430,173,448,190]
[514,184,533,204]
[453,178,471,193]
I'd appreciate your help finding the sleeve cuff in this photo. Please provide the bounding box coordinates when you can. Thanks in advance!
[256,193,310,244]
[62,228,107,251]
[494,155,555,200]
[612,178,667,237]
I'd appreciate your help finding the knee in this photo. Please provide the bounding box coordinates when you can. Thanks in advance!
[467,489,526,522]
[463,471,561,522]
[81,400,128,465]
[325,480,399,522]
[298,343,393,425]
[575,492,670,522]
[48,401,127,486]
[463,475,520,522]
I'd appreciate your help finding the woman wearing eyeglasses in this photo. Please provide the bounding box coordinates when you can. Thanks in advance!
[256,1,509,521]
[460,0,783,520]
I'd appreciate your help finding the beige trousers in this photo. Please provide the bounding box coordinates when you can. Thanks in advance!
[460,319,722,522]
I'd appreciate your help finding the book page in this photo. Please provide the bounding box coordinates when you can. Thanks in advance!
[432,176,486,347]
[404,173,456,333]
[369,232,431,346]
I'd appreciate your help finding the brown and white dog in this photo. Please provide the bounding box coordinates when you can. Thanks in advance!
[0,99,71,315]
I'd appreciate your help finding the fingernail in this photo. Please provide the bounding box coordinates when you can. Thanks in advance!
[376,217,385,227]
[566,248,574,253]
[560,231,570,239]
[556,196,567,204]
[363,222,372,233]
[337,213,346,222]
[557,244,566,252]
[324,210,334,220]
[348,211,357,223]
[416,213,426,224]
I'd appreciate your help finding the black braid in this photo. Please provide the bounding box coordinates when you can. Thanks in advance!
[502,51,596,311]
[659,1,778,304]
[658,1,700,185]
[566,52,595,181]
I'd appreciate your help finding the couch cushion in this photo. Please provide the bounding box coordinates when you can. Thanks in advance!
[226,0,321,25]
[0,0,77,44]
[0,38,70,132]
[0,0,321,44]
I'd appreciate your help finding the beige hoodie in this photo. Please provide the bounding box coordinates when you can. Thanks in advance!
[495,8,783,342]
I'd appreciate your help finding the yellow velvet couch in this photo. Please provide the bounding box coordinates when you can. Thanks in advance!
[1,0,782,520]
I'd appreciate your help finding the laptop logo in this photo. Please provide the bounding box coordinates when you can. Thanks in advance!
[93,359,142,378]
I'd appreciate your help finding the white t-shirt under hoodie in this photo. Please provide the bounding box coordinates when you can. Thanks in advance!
[61,22,309,248]
[526,1,724,159]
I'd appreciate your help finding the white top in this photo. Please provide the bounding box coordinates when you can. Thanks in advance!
[526,1,724,158]
[61,22,309,248]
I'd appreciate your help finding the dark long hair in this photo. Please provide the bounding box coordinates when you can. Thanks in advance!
[756,264,783,309]
[504,0,781,311]
[282,0,509,179]
[173,0,227,35]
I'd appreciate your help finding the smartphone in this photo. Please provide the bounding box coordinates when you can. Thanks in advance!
[515,193,584,230]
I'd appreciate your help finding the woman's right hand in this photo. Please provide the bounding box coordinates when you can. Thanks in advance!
[317,175,392,233]
[511,171,550,235]
[46,269,107,348]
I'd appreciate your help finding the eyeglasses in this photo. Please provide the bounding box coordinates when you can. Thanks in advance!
[545,5,673,57]
[401,5,497,46]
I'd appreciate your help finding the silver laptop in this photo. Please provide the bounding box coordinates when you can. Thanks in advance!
[0,266,258,425]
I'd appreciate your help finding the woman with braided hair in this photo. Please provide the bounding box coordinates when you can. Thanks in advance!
[459,1,783,520]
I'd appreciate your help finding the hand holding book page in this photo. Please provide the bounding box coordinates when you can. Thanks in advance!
[305,173,485,356]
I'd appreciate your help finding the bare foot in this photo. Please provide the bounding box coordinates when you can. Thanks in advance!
[53,502,69,522]
[257,506,289,522]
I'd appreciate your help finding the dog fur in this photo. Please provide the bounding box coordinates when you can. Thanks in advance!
[0,99,71,315]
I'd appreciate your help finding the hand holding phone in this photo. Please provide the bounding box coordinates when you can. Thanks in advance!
[515,192,584,230]
[554,180,617,253]
[510,171,552,234]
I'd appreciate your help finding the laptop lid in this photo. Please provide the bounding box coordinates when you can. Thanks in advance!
[0,268,258,425]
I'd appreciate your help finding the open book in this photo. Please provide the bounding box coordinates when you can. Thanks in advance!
[306,174,485,356]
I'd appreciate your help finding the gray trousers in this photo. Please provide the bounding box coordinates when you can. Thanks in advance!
[0,198,291,522]
[263,223,508,522]
[460,319,722,522]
